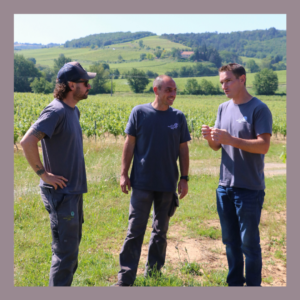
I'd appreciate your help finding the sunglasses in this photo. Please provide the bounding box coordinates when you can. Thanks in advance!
[74,80,89,87]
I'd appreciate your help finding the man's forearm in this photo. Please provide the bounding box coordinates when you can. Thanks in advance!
[229,136,270,154]
[207,139,222,151]
[179,143,189,176]
[20,140,45,176]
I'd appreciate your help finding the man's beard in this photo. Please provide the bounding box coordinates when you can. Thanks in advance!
[74,86,88,101]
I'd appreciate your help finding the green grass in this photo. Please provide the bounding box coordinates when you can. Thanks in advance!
[262,276,273,284]
[240,56,263,65]
[14,134,286,286]
[111,35,191,51]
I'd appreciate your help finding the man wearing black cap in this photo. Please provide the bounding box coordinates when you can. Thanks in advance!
[20,62,96,286]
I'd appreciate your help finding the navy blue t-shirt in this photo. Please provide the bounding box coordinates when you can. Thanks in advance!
[125,103,191,192]
[31,99,87,194]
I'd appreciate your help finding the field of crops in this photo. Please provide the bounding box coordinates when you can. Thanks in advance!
[14,93,287,144]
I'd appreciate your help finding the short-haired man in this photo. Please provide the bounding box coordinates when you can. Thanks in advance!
[202,63,272,286]
[20,62,96,286]
[114,75,191,286]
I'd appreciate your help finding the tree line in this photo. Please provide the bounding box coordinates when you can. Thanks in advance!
[64,31,156,48]
[161,28,286,61]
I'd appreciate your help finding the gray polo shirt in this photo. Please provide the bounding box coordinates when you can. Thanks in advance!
[214,97,272,190]
[125,103,191,192]
[31,98,87,194]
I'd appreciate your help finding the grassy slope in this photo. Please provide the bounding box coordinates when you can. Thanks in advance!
[240,56,263,65]
[14,36,190,69]
[14,137,286,286]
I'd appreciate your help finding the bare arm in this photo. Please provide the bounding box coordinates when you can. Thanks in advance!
[120,134,136,194]
[178,142,189,199]
[211,128,271,155]
[202,125,221,151]
[20,128,68,190]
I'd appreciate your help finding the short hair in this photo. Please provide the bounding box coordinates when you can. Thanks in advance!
[53,79,71,100]
[153,75,173,90]
[219,63,246,85]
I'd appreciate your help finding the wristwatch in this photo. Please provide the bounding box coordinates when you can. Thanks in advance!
[180,176,189,181]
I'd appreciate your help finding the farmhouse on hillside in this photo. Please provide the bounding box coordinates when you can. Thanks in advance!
[180,51,194,59]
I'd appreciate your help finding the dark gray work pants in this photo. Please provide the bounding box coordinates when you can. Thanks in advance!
[118,188,173,286]
[40,187,84,286]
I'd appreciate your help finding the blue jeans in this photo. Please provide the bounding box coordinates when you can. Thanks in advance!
[216,186,264,286]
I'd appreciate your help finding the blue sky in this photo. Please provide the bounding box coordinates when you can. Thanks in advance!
[14,14,286,45]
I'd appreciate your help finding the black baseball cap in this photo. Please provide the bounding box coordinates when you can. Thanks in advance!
[57,62,96,83]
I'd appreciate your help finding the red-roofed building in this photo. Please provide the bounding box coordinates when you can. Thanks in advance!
[180,51,194,59]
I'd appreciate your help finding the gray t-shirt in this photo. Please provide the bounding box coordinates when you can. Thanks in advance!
[125,103,191,192]
[31,98,87,194]
[214,97,272,190]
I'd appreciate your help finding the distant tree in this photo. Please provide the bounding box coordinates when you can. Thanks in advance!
[88,63,111,94]
[140,53,147,60]
[53,54,72,75]
[126,68,149,93]
[272,61,286,71]
[179,66,193,77]
[27,57,36,64]
[30,77,53,94]
[253,68,278,95]
[102,63,110,70]
[139,40,144,48]
[146,70,159,79]
[154,49,163,58]
[200,79,220,95]
[271,54,283,64]
[171,48,182,60]
[41,68,56,82]
[118,55,123,61]
[146,53,154,60]
[160,50,170,58]
[247,59,260,73]
[219,50,243,65]
[184,79,202,95]
[259,59,273,70]
[14,54,41,92]
[208,51,222,68]
[113,68,120,79]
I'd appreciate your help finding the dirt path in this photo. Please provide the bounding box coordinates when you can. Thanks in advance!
[190,161,286,177]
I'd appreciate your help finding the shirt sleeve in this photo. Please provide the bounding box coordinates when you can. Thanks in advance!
[253,104,273,136]
[180,113,191,143]
[31,108,62,139]
[124,108,137,137]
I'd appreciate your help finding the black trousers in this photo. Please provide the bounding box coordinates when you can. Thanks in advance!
[40,187,84,286]
[118,188,173,285]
